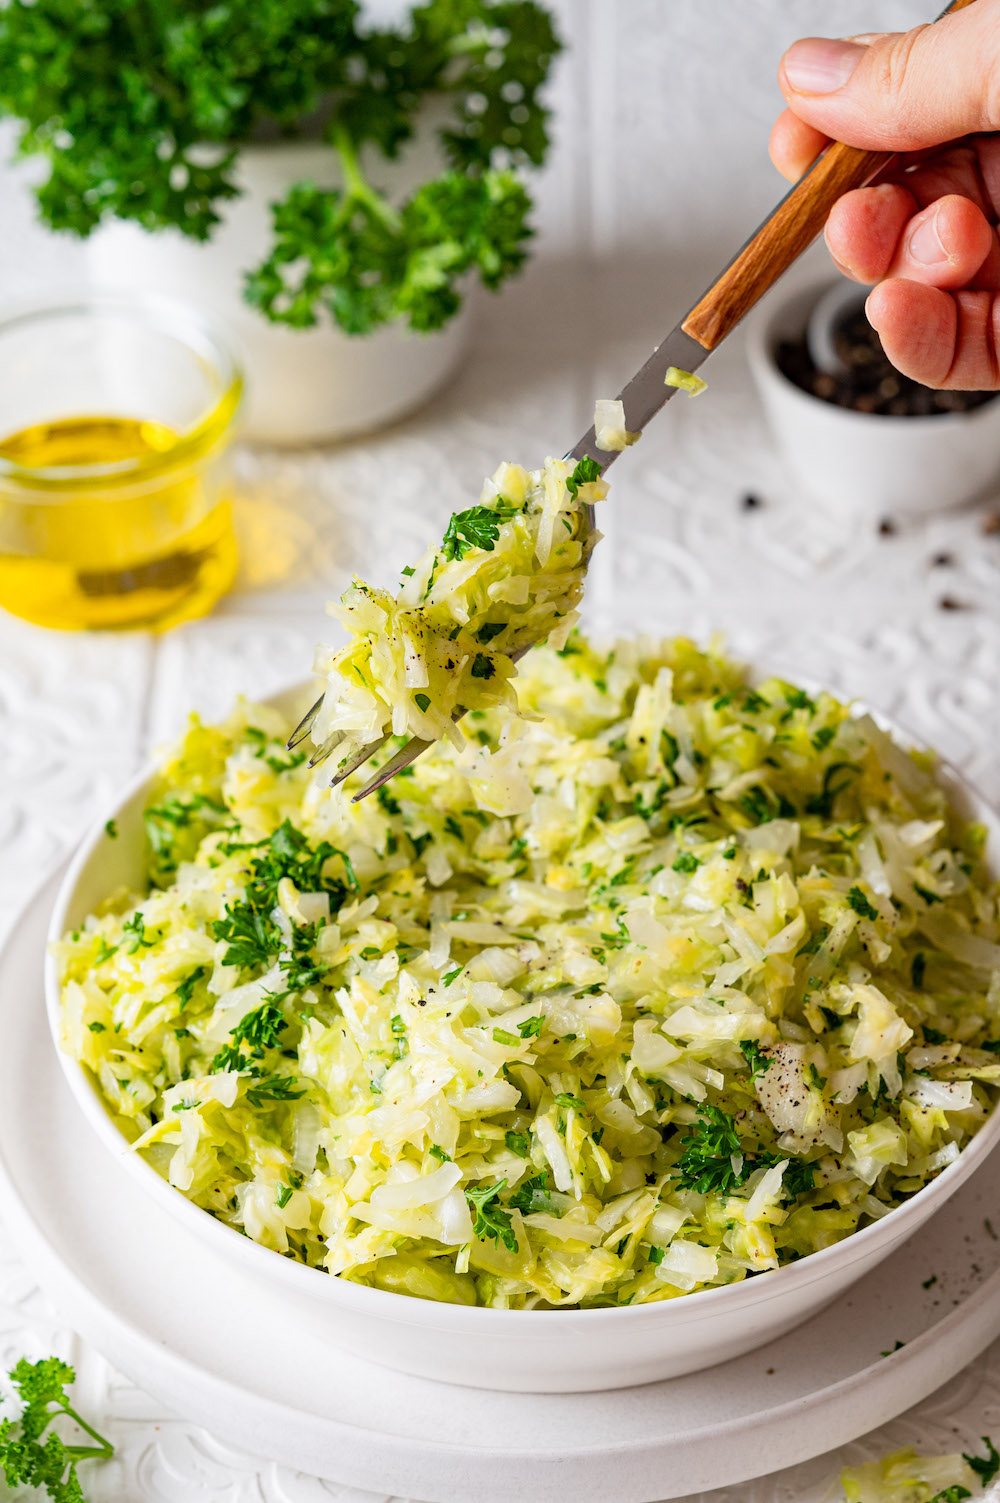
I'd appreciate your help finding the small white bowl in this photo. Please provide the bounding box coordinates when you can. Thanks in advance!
[747,280,1000,516]
[44,680,1000,1393]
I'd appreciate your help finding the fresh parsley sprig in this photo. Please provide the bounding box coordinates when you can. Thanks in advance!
[211,818,353,977]
[566,456,603,500]
[675,1103,814,1201]
[440,501,520,562]
[211,998,289,1074]
[739,1039,771,1083]
[0,0,561,336]
[676,1103,747,1196]
[465,1178,517,1253]
[0,1357,113,1502]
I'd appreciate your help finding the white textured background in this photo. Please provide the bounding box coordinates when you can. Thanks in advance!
[5,3,1000,1500]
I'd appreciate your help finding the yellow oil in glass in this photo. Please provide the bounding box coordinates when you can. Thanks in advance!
[0,412,238,631]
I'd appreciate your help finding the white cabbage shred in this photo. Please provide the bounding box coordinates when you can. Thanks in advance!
[57,637,1000,1310]
[664,366,708,397]
[593,398,639,452]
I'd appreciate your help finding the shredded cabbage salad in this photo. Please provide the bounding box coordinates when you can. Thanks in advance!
[310,456,607,769]
[57,636,1000,1309]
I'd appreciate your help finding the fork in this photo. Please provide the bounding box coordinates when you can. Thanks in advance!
[289,0,974,803]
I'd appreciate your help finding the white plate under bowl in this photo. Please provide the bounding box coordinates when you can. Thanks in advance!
[41,682,1000,1393]
[12,866,1000,1501]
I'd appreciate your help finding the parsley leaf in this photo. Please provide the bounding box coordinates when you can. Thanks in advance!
[566,456,603,500]
[739,786,778,825]
[245,1074,307,1108]
[144,792,227,884]
[846,885,879,921]
[963,1436,1000,1485]
[505,1130,530,1157]
[676,1103,748,1196]
[121,912,153,953]
[805,762,859,819]
[508,1171,557,1215]
[212,820,355,975]
[672,852,700,874]
[175,966,206,1008]
[555,1091,587,1115]
[471,653,496,679]
[739,1040,771,1082]
[211,999,288,1073]
[212,903,282,970]
[441,502,519,561]
[465,1179,517,1253]
[780,1158,816,1198]
[518,1015,544,1038]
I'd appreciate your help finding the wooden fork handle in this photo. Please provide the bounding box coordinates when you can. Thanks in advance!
[681,0,980,351]
[681,142,891,350]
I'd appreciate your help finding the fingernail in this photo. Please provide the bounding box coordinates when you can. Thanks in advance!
[865,290,883,330]
[784,38,866,94]
[907,206,947,266]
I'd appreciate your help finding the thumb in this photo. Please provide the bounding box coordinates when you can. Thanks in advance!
[779,3,1000,151]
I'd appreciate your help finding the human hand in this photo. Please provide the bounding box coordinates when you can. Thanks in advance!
[770,1,1000,389]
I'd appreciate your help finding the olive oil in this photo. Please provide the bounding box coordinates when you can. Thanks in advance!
[0,413,238,630]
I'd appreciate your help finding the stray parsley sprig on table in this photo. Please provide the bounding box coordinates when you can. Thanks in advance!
[0,0,561,336]
[0,1357,113,1502]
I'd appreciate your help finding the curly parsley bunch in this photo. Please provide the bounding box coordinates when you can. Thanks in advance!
[0,0,561,335]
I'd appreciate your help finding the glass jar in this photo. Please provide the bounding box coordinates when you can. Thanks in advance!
[0,293,243,630]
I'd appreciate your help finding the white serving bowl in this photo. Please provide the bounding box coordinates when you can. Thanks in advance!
[44,680,1000,1393]
[746,279,1000,516]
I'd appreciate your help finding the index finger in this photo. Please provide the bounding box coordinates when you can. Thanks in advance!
[769,108,830,181]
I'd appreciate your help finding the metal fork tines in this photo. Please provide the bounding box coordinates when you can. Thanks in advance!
[287,696,323,750]
[339,516,597,803]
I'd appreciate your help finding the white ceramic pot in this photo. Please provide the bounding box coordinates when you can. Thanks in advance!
[85,139,473,446]
[746,280,1000,516]
[43,678,1000,1394]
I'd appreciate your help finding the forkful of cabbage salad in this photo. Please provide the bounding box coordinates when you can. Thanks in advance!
[294,450,607,797]
[293,380,701,801]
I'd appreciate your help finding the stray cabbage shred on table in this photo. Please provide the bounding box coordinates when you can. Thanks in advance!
[309,455,607,767]
[839,1440,995,1502]
[57,636,1000,1310]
